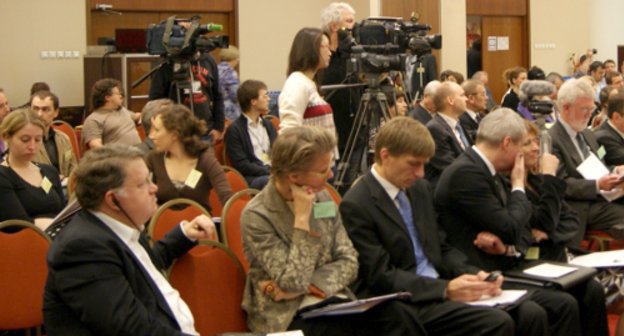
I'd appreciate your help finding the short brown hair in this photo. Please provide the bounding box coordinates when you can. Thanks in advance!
[608,90,624,119]
[0,108,46,141]
[374,116,435,164]
[270,126,336,178]
[30,90,60,110]
[238,80,267,113]
[219,45,240,62]
[153,104,208,157]
[91,78,122,110]
[74,144,144,210]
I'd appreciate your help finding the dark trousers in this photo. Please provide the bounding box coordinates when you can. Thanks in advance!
[288,300,427,336]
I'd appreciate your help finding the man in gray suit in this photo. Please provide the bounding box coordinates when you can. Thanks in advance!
[548,78,624,246]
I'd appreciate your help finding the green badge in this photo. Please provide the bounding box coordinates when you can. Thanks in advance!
[597,146,606,160]
[525,247,540,260]
[313,201,336,219]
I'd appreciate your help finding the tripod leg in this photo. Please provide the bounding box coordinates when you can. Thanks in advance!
[334,92,370,190]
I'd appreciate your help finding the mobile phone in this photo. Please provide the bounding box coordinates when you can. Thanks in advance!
[485,271,501,282]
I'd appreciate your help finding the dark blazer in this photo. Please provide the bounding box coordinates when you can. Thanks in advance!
[43,210,197,336]
[548,121,603,201]
[425,115,469,186]
[526,173,580,261]
[224,115,277,185]
[434,147,533,271]
[459,111,479,143]
[409,104,433,125]
[340,174,478,304]
[595,121,624,166]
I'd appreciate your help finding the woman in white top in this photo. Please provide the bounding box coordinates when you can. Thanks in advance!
[279,28,334,134]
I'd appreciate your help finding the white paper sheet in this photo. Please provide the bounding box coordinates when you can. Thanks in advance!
[576,152,624,201]
[523,263,577,278]
[467,290,527,307]
[570,250,624,268]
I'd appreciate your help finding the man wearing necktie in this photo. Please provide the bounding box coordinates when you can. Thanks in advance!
[341,116,555,336]
[435,108,607,336]
[548,78,624,247]
[425,81,472,187]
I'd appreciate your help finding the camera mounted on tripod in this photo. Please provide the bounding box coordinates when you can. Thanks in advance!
[146,15,229,60]
[343,16,442,75]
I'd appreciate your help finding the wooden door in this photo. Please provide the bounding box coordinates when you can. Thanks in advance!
[481,16,527,104]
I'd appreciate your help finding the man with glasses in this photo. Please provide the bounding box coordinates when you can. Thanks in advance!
[82,78,141,149]
[549,78,624,246]
[44,144,216,335]
[31,91,77,181]
[460,79,488,142]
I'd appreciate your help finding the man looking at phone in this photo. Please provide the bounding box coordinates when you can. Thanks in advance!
[340,116,568,336]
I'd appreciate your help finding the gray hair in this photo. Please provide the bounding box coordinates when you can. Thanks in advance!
[74,144,145,210]
[476,107,526,146]
[141,98,173,134]
[320,2,355,33]
[557,77,594,108]
[423,80,441,97]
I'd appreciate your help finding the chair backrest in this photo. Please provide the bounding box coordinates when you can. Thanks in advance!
[214,141,226,165]
[74,125,89,155]
[324,182,342,205]
[263,114,279,132]
[209,166,250,218]
[169,241,248,335]
[221,188,259,272]
[52,120,81,160]
[0,220,51,330]
[148,198,216,242]
[136,124,146,141]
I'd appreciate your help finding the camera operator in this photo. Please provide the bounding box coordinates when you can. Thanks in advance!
[320,2,364,192]
[148,21,225,145]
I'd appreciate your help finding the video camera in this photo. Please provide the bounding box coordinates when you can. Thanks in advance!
[344,16,442,74]
[146,15,229,59]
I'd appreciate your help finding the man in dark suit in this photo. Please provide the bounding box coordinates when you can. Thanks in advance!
[595,90,624,166]
[340,116,567,336]
[425,81,470,186]
[409,80,439,125]
[225,80,277,189]
[460,79,487,142]
[435,108,608,336]
[548,78,624,246]
[44,145,216,335]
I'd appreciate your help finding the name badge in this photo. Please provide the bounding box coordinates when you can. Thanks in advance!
[525,247,540,260]
[260,152,270,163]
[41,176,53,194]
[597,146,606,160]
[192,80,201,93]
[184,169,202,189]
[313,201,336,219]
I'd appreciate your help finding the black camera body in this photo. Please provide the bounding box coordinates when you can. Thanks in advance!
[344,17,441,74]
[146,15,229,58]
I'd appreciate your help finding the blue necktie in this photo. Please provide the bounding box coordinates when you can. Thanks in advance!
[455,124,470,150]
[396,190,438,278]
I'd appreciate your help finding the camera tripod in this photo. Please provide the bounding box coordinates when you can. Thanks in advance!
[334,75,391,190]
[132,57,196,108]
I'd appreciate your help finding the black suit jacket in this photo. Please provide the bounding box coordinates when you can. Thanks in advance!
[434,148,533,271]
[340,174,478,304]
[425,115,469,186]
[44,210,197,336]
[595,121,624,166]
[459,111,479,143]
[224,115,277,185]
[409,104,433,125]
[548,121,603,201]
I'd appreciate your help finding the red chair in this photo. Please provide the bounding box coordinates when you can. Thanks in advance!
[264,114,280,132]
[584,230,624,251]
[221,188,259,272]
[209,166,250,218]
[52,120,81,160]
[169,241,248,335]
[136,124,146,141]
[0,220,51,332]
[148,198,216,243]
